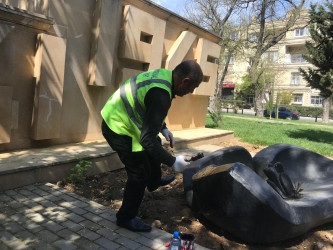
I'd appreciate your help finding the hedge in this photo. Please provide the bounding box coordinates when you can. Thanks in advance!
[221,100,244,108]
[284,105,333,119]
[222,100,333,119]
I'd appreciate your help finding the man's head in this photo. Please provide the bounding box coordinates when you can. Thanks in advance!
[172,60,203,97]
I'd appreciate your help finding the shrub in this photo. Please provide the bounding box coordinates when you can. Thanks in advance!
[67,157,92,184]
[279,91,293,105]
[285,105,333,118]
[221,99,244,109]
[208,98,223,128]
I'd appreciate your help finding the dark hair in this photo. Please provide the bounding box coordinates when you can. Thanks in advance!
[173,60,203,82]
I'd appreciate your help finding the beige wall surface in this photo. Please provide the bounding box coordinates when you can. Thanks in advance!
[0,23,36,150]
[0,0,220,152]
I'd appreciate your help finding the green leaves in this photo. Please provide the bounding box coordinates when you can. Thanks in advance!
[300,2,333,98]
[67,156,92,184]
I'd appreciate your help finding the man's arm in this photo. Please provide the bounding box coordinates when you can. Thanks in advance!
[140,88,176,166]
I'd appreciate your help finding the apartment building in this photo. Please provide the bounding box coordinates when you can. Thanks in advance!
[223,12,325,107]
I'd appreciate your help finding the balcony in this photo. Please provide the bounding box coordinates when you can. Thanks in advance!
[284,54,309,64]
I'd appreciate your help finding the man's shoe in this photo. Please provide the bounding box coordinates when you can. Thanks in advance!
[116,218,152,232]
[147,175,176,192]
[160,175,175,186]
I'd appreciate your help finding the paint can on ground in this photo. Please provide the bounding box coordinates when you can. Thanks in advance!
[180,233,195,250]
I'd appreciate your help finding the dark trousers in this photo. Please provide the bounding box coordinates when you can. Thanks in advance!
[101,120,161,221]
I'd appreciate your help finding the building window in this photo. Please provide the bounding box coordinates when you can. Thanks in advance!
[311,96,323,105]
[248,33,258,42]
[295,27,309,37]
[223,56,234,64]
[263,51,278,63]
[291,54,306,63]
[230,31,238,41]
[246,95,254,104]
[293,94,303,104]
[229,56,234,64]
[223,55,234,65]
[221,88,234,100]
[291,73,301,85]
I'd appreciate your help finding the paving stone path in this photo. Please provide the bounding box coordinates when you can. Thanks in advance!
[0,183,208,249]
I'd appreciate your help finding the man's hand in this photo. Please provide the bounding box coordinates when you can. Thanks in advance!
[161,128,175,148]
[172,155,190,172]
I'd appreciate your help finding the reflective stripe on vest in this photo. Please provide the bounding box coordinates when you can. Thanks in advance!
[119,76,172,131]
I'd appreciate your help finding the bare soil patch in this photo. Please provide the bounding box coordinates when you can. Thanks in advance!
[58,139,333,249]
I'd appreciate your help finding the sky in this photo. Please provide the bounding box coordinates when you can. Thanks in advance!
[151,0,325,15]
[151,0,187,15]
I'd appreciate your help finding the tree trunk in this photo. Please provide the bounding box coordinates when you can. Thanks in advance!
[322,97,332,123]
[209,56,231,113]
[254,83,264,116]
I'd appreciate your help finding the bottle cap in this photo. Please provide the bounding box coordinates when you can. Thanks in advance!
[173,231,179,238]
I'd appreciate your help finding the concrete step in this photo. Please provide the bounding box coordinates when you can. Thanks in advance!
[0,128,233,190]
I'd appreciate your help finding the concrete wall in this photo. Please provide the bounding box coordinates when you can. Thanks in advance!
[0,0,221,152]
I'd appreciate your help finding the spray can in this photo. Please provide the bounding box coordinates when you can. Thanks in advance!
[180,233,195,250]
[170,231,181,250]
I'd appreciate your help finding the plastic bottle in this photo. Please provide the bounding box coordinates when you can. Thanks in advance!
[170,231,181,250]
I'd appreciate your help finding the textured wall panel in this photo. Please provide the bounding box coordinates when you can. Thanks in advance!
[88,0,120,86]
[165,31,197,71]
[194,38,220,96]
[0,86,13,143]
[32,33,66,140]
[119,5,166,70]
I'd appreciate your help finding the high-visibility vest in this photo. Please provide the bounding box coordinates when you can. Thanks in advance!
[101,68,173,152]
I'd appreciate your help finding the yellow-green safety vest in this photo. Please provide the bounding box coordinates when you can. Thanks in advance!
[101,68,173,152]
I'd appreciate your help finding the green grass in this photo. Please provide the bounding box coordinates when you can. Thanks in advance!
[206,114,333,157]
[223,112,333,127]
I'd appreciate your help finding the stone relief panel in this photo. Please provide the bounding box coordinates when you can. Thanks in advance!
[0,86,12,143]
[0,0,221,148]
[119,5,166,70]
[119,5,220,96]
[165,31,197,71]
[88,0,120,86]
[194,38,220,96]
[31,33,66,140]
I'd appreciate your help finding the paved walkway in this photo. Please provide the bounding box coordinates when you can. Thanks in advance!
[0,183,209,250]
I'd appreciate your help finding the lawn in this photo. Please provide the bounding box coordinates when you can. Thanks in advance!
[223,112,333,127]
[206,114,333,157]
